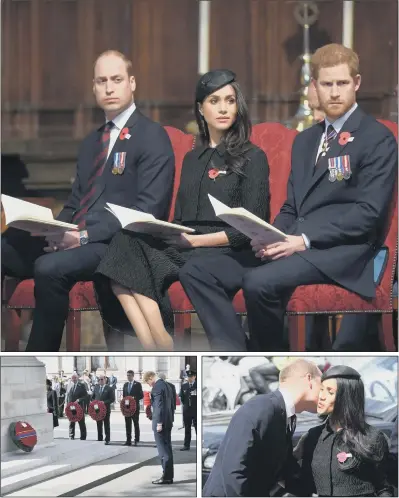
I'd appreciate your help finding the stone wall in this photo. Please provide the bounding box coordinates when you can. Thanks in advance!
[1,357,54,453]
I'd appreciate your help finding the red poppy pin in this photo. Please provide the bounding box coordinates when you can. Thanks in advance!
[119,127,130,140]
[338,131,353,146]
[337,451,352,463]
[208,168,220,180]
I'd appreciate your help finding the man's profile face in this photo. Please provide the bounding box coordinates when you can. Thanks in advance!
[314,63,360,121]
[93,54,136,119]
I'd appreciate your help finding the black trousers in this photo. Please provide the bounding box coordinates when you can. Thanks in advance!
[154,428,173,480]
[69,418,87,439]
[183,408,196,448]
[2,228,107,351]
[97,407,111,442]
[180,252,331,351]
[125,410,140,442]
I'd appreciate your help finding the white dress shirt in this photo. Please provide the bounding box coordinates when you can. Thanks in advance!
[278,388,296,427]
[302,102,358,249]
[106,101,137,159]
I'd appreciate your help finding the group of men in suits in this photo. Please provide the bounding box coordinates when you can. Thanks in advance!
[2,43,397,351]
[203,359,322,497]
[66,370,144,447]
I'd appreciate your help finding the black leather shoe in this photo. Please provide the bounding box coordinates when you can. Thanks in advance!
[152,478,173,485]
[124,441,132,446]
[134,441,138,446]
[105,441,110,445]
[180,446,190,451]
[98,438,103,442]
[70,437,74,440]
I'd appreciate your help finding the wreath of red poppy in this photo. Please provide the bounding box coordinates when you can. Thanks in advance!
[120,396,137,417]
[119,127,129,140]
[338,131,352,146]
[65,401,84,422]
[9,421,37,452]
[145,404,153,420]
[88,400,107,421]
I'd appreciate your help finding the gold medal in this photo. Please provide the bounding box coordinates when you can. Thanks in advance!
[337,172,344,181]
[112,167,119,175]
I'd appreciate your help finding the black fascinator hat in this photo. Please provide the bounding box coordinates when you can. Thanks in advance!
[322,365,361,382]
[195,69,236,102]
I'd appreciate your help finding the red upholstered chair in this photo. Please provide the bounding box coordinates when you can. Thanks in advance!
[2,126,194,352]
[286,120,398,351]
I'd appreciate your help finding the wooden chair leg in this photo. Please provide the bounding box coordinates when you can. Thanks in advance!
[66,310,81,351]
[174,313,192,347]
[3,308,22,351]
[378,313,396,352]
[287,315,306,351]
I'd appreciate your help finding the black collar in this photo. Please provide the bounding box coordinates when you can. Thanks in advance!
[194,141,226,159]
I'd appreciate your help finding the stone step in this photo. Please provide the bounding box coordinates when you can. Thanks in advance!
[1,440,128,495]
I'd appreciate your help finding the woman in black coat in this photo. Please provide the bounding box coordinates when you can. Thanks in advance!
[94,69,269,350]
[294,365,393,497]
[46,379,59,428]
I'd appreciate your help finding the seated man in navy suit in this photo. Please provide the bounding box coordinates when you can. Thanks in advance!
[180,43,397,351]
[2,50,175,351]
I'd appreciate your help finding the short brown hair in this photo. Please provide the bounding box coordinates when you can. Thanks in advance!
[279,359,321,383]
[94,50,133,77]
[143,371,156,383]
[311,43,359,79]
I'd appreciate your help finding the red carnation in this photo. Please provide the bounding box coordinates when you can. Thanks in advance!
[208,168,220,180]
[119,127,129,140]
[338,131,351,146]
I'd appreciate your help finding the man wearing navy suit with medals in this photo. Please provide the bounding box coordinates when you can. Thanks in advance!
[1,50,175,351]
[180,43,397,351]
[122,370,143,446]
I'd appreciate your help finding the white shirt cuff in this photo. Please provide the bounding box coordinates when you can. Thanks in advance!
[302,233,311,249]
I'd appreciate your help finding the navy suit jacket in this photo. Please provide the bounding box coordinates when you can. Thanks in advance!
[57,109,175,243]
[151,379,174,431]
[122,380,144,403]
[203,391,296,497]
[273,107,397,298]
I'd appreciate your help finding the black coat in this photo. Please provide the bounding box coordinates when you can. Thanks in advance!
[179,381,197,412]
[67,382,87,407]
[203,390,297,497]
[92,384,115,406]
[57,109,175,243]
[122,380,144,404]
[151,379,174,431]
[273,107,397,298]
[47,389,59,428]
[297,421,393,497]
[167,381,177,411]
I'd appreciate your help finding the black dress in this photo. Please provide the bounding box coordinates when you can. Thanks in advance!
[296,421,393,496]
[94,142,269,333]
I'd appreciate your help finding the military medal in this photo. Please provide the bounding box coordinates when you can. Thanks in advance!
[112,152,126,175]
[328,157,337,182]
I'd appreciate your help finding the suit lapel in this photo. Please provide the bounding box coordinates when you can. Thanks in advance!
[300,106,365,209]
[85,109,142,211]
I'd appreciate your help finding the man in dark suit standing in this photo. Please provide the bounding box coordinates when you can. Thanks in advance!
[203,359,321,497]
[67,373,87,440]
[92,374,115,445]
[180,43,397,350]
[122,370,143,446]
[143,371,174,485]
[179,370,197,451]
[2,49,175,352]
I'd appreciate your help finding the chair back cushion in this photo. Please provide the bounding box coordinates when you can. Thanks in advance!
[164,126,194,222]
[251,123,298,222]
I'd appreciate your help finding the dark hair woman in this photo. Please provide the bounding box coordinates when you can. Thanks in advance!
[94,69,269,350]
[46,379,59,428]
[293,365,393,496]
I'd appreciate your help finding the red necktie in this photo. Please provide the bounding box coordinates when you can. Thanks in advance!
[73,121,114,228]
